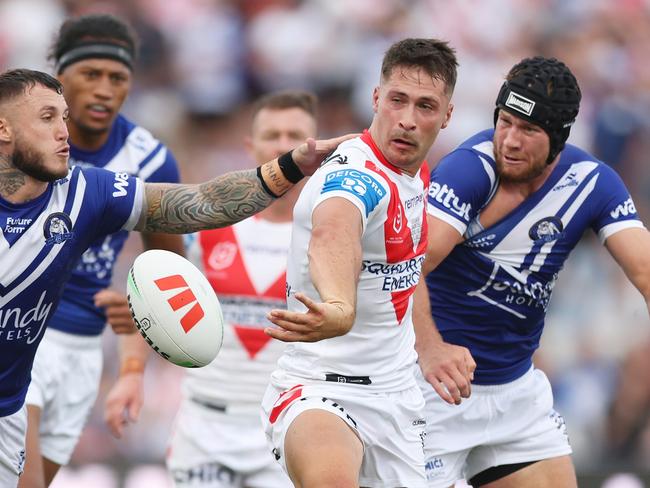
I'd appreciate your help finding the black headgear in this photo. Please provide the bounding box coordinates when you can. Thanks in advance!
[494,56,581,164]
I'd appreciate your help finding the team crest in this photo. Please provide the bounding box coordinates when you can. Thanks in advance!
[529,216,564,243]
[43,212,73,245]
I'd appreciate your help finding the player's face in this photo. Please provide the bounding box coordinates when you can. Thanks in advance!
[493,110,550,183]
[247,107,317,164]
[58,58,131,136]
[8,85,70,182]
[370,65,453,175]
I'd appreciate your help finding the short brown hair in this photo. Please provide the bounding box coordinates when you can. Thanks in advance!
[251,90,318,120]
[381,38,458,95]
[0,69,63,106]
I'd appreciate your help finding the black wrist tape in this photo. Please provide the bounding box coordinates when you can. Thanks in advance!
[278,151,304,184]
[256,166,279,198]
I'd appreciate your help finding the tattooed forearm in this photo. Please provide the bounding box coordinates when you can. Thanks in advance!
[0,154,27,199]
[141,169,276,233]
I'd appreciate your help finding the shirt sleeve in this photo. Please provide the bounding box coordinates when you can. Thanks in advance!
[427,148,494,234]
[590,164,645,243]
[85,167,144,235]
[311,156,389,233]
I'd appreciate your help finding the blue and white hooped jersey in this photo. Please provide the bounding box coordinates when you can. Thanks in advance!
[426,129,644,385]
[0,167,142,415]
[49,114,180,336]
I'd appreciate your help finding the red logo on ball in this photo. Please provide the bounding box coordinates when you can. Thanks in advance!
[154,275,204,333]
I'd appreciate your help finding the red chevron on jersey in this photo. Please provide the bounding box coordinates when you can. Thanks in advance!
[365,161,429,324]
[198,222,287,358]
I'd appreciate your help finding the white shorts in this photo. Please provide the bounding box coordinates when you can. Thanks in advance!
[417,367,572,487]
[167,397,291,488]
[24,328,103,465]
[261,379,428,488]
[0,405,26,487]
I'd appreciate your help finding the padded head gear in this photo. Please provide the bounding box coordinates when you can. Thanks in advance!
[494,56,581,164]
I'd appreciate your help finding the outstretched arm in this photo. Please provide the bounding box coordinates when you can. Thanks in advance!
[135,135,356,234]
[605,227,650,314]
[265,197,362,342]
[414,214,475,405]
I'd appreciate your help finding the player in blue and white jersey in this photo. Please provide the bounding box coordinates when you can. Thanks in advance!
[0,68,348,488]
[414,57,650,487]
[19,15,185,488]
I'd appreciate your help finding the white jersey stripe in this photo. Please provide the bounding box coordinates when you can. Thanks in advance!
[0,172,87,306]
[138,146,167,181]
[599,220,645,243]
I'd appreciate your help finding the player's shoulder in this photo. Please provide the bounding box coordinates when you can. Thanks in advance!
[116,114,166,150]
[320,135,371,170]
[559,143,620,180]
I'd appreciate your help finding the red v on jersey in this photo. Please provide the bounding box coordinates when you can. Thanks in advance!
[365,161,429,324]
[199,225,287,358]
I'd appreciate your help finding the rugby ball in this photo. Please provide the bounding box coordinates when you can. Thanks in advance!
[126,249,224,368]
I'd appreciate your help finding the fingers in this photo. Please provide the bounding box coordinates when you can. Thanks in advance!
[316,133,361,153]
[104,402,125,439]
[94,289,127,307]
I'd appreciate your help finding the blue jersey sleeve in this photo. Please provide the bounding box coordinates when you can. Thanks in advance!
[590,164,644,242]
[142,145,180,184]
[427,148,494,234]
[83,167,143,237]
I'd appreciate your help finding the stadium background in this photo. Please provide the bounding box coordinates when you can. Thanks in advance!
[2,0,650,486]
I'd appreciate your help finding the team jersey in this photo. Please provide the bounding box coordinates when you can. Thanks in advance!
[182,216,291,407]
[50,114,180,336]
[426,129,644,385]
[275,130,429,391]
[0,167,143,415]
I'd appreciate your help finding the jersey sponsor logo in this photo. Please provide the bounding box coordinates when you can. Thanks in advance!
[528,216,564,244]
[154,274,205,333]
[75,235,116,279]
[467,263,557,318]
[609,197,636,219]
[425,457,446,481]
[428,182,471,221]
[171,462,235,485]
[552,171,579,191]
[112,171,130,197]
[505,90,536,116]
[3,217,32,235]
[465,233,497,249]
[0,290,53,344]
[322,169,385,216]
[362,256,425,292]
[43,212,73,245]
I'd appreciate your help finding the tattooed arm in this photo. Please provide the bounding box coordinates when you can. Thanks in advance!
[134,133,358,233]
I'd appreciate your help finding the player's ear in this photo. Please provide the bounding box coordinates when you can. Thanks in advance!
[0,117,12,143]
[441,102,454,129]
[372,86,380,113]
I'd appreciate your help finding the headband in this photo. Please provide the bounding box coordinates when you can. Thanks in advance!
[56,42,134,73]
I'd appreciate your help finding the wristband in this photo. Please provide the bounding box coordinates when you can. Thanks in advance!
[277,151,304,184]
[256,166,280,198]
[120,357,145,376]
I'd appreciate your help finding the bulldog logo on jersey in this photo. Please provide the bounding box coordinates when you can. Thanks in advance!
[529,216,564,243]
[43,212,73,245]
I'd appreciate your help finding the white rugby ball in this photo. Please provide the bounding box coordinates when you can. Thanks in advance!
[126,249,224,368]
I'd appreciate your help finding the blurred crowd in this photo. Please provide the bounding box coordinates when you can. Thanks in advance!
[2,0,650,485]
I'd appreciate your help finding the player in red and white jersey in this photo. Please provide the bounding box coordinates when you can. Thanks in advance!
[261,38,458,488]
[105,90,318,488]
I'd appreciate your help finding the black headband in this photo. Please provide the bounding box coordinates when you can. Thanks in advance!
[56,43,134,73]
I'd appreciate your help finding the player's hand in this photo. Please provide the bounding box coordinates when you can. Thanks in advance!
[104,373,144,438]
[292,133,359,176]
[264,293,354,342]
[418,340,476,405]
[94,289,136,334]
